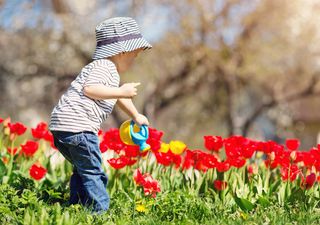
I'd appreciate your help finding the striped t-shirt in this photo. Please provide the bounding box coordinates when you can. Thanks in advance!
[49,59,120,133]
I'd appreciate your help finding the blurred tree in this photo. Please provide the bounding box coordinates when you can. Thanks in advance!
[0,0,320,148]
[134,0,320,145]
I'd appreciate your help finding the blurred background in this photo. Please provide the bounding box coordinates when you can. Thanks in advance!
[1,0,320,149]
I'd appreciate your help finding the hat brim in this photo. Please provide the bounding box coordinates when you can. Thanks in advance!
[92,37,152,60]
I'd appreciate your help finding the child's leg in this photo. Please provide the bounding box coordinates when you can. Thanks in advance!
[53,131,108,209]
[52,132,73,163]
[70,168,88,205]
[63,132,110,212]
[53,131,90,205]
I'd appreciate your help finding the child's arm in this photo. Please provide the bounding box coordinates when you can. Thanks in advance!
[83,83,149,126]
[117,98,149,126]
[83,83,140,100]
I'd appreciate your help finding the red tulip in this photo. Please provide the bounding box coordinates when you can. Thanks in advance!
[303,151,317,167]
[147,138,161,152]
[182,150,195,170]
[171,153,182,168]
[133,169,161,198]
[248,165,254,174]
[126,158,137,166]
[182,150,209,172]
[21,141,39,157]
[202,154,218,169]
[29,163,47,180]
[102,128,124,153]
[213,180,227,191]
[193,150,210,172]
[0,117,3,123]
[123,145,140,158]
[7,147,18,155]
[242,145,255,159]
[305,173,316,189]
[148,127,164,140]
[41,131,56,149]
[286,139,300,151]
[247,164,258,175]
[216,161,230,172]
[143,179,161,198]
[31,122,48,139]
[107,156,136,169]
[225,143,242,159]
[280,164,300,182]
[155,150,182,168]
[262,141,283,154]
[133,169,146,186]
[155,152,172,166]
[98,129,104,137]
[99,140,108,153]
[229,157,246,168]
[204,136,223,151]
[8,122,27,136]
[43,131,53,142]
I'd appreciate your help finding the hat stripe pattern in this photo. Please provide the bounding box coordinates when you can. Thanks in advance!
[92,17,152,60]
[97,33,142,46]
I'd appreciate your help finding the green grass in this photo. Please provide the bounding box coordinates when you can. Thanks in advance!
[0,183,320,225]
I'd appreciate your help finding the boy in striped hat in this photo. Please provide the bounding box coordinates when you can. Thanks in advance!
[49,17,152,214]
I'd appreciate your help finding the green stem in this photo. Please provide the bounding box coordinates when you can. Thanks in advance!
[0,132,3,151]
[132,181,138,218]
[145,152,150,173]
[265,166,270,195]
[111,169,119,195]
[4,139,15,184]
[169,165,173,190]
[191,167,195,193]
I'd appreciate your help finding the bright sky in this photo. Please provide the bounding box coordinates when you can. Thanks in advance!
[0,0,259,44]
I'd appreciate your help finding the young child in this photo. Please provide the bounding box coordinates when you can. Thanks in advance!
[49,17,152,213]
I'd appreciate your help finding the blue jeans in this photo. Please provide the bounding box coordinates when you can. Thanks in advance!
[51,130,110,213]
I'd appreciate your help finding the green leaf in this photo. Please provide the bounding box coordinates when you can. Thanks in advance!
[2,175,10,184]
[234,194,255,211]
[45,189,62,199]
[288,187,306,203]
[269,179,281,195]
[0,158,6,178]
[258,196,270,207]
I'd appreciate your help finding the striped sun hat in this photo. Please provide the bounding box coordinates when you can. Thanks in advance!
[92,17,152,60]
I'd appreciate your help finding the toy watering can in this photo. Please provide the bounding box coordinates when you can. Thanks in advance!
[119,120,150,152]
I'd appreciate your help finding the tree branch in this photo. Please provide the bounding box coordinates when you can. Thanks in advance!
[242,73,320,136]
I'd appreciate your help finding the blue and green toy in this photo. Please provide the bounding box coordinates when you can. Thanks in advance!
[119,120,151,152]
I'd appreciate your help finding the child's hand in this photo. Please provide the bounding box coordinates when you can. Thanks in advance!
[133,114,149,126]
[120,83,140,98]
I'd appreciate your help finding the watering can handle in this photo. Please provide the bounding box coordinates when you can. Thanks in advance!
[130,120,149,140]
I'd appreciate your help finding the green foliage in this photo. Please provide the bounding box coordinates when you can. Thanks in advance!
[0,184,320,225]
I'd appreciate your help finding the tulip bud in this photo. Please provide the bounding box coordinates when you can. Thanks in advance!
[4,127,10,136]
[270,152,275,161]
[290,151,297,161]
[2,157,8,164]
[311,166,317,174]
[10,133,16,141]
[3,117,11,127]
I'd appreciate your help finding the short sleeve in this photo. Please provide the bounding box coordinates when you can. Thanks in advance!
[83,64,120,87]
